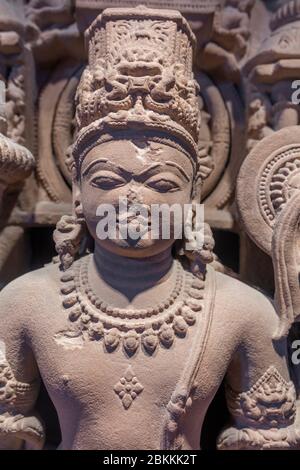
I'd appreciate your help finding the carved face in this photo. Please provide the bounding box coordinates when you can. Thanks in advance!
[79,138,195,257]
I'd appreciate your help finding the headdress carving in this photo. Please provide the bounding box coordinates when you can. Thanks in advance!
[71,6,203,176]
[55,6,215,272]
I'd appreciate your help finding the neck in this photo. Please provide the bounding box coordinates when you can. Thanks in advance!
[91,245,174,304]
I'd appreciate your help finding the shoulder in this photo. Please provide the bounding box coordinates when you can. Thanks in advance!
[1,261,61,299]
[0,261,62,325]
[214,270,279,340]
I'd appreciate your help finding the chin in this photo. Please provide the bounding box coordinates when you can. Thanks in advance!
[95,238,174,259]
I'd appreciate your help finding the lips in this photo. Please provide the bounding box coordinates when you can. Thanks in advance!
[118,213,149,241]
[113,203,151,245]
[118,204,150,225]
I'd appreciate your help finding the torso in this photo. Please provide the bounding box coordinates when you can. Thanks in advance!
[23,257,244,450]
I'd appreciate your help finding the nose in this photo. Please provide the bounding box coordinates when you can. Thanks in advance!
[126,185,143,205]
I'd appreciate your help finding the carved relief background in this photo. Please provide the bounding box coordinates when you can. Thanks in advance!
[1,0,300,449]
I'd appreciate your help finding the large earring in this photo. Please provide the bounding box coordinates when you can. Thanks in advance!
[53,199,86,271]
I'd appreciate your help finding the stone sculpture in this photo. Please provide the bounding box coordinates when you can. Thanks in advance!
[237,126,300,411]
[0,6,299,450]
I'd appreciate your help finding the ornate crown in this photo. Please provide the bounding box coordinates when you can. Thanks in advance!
[72,6,202,172]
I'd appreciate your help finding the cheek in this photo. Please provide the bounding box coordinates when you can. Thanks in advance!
[81,181,124,211]
[80,182,110,234]
[80,181,135,236]
[80,182,97,217]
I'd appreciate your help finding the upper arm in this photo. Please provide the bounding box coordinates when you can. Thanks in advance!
[0,277,44,449]
[226,289,289,391]
[0,278,40,396]
[217,287,299,449]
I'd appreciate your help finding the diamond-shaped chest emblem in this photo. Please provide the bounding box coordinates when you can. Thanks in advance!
[114,366,144,409]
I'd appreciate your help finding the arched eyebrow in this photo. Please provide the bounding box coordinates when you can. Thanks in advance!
[165,161,190,181]
[81,158,108,177]
[136,161,190,182]
[81,159,131,178]
[81,158,191,182]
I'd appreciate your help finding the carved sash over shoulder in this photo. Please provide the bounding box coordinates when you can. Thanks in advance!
[161,265,216,450]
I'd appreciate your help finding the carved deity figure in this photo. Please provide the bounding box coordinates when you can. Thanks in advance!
[0,6,299,450]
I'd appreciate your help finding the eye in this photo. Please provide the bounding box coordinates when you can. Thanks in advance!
[90,173,126,190]
[145,176,180,193]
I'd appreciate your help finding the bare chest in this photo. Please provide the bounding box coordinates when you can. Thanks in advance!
[32,315,201,412]
[26,265,233,448]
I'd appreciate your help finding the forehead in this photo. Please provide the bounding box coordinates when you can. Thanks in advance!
[81,139,194,175]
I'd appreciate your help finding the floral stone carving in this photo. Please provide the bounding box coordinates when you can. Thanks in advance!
[114,366,144,410]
